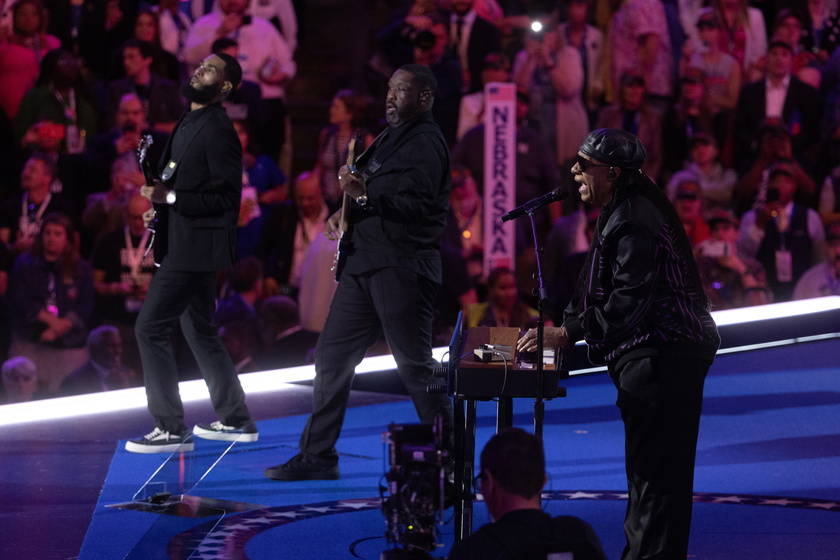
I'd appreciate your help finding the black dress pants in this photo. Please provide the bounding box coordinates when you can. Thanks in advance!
[299,266,453,462]
[135,263,251,434]
[609,354,710,560]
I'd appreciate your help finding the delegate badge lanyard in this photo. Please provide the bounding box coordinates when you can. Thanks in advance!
[124,226,151,279]
[19,192,51,238]
[775,210,793,283]
[124,226,151,313]
[51,85,85,154]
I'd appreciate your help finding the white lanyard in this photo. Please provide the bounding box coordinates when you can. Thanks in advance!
[50,85,77,124]
[124,226,151,278]
[20,192,51,235]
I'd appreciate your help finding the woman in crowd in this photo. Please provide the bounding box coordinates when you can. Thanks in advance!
[684,9,741,115]
[128,10,180,81]
[314,88,375,212]
[467,266,541,330]
[8,212,94,394]
[0,0,61,122]
[710,0,767,82]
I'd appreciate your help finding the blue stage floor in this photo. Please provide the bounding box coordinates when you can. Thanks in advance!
[68,338,840,560]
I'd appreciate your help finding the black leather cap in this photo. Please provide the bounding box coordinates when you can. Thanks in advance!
[579,128,646,169]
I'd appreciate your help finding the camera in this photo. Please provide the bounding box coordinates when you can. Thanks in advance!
[381,418,448,557]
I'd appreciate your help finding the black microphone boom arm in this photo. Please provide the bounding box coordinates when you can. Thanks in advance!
[500,187,568,222]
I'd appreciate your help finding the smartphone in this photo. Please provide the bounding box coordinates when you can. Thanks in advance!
[702,240,730,258]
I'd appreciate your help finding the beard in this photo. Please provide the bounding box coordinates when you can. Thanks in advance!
[385,102,420,127]
[181,81,223,105]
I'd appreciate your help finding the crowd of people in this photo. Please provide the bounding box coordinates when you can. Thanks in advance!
[2,0,840,406]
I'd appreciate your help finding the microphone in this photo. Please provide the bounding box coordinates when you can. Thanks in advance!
[501,187,568,222]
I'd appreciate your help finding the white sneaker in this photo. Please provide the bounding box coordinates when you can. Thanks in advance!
[125,428,194,453]
[193,420,259,442]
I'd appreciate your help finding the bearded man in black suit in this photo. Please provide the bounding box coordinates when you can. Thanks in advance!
[126,52,257,453]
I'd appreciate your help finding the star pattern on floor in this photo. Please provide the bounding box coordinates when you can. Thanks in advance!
[166,491,840,559]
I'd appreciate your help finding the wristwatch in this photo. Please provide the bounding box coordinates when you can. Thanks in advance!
[165,191,177,205]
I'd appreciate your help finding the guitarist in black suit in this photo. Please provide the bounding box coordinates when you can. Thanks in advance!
[264,64,454,481]
[126,53,258,453]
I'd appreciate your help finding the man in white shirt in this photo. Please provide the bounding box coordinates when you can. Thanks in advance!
[154,0,193,60]
[733,40,821,170]
[190,0,297,52]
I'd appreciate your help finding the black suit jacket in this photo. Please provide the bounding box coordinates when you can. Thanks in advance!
[154,103,241,271]
[454,15,502,93]
[733,76,822,164]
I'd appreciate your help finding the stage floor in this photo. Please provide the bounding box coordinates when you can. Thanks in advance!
[2,336,839,559]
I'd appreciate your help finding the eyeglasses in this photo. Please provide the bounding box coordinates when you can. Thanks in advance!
[575,155,611,173]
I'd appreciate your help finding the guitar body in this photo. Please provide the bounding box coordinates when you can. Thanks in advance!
[137,134,168,265]
[332,132,364,282]
[149,201,169,265]
[333,192,353,282]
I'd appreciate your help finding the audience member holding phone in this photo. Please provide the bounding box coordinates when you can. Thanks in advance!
[695,209,771,309]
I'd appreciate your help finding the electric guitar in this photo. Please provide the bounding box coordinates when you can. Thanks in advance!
[137,134,166,264]
[332,133,364,282]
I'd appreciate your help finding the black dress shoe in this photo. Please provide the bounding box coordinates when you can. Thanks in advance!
[264,452,340,481]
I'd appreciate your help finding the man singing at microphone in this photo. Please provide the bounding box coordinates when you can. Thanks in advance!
[518,129,720,560]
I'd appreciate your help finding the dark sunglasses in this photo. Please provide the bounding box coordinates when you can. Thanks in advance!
[575,155,611,173]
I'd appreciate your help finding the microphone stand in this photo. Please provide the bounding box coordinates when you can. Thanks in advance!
[525,209,548,438]
[502,187,564,438]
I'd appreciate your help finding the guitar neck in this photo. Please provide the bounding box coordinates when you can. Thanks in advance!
[338,133,363,233]
[338,192,352,233]
[141,160,156,186]
[138,134,156,185]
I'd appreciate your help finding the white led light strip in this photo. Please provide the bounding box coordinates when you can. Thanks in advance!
[2,297,838,425]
